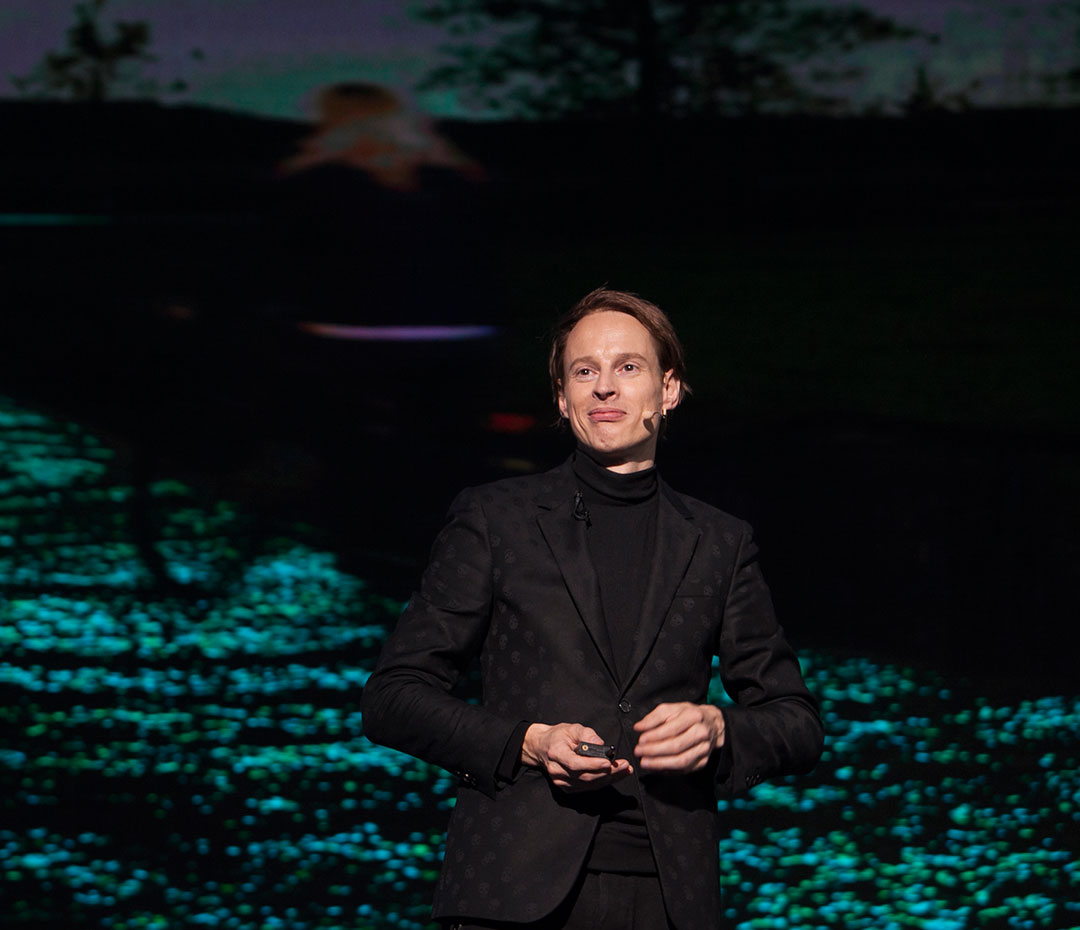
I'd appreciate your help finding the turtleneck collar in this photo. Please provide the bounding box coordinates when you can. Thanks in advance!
[572,448,658,506]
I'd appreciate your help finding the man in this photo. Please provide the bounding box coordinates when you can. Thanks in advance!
[362,288,824,929]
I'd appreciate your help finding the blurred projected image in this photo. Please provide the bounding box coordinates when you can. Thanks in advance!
[1,390,1077,930]
[275,82,494,340]
[279,83,482,192]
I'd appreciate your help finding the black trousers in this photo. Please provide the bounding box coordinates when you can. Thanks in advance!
[446,870,675,930]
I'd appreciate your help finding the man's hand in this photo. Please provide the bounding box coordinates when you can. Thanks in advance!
[633,703,725,773]
[522,722,633,792]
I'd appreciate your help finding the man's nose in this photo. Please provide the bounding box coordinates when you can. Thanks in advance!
[593,369,616,399]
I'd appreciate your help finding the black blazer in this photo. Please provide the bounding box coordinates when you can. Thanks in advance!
[362,457,823,929]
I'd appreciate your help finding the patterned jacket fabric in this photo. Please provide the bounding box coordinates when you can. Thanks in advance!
[362,457,824,929]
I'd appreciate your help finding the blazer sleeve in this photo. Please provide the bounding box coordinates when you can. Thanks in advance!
[361,489,519,798]
[713,523,824,799]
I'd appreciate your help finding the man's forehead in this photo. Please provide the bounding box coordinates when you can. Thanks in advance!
[565,310,660,361]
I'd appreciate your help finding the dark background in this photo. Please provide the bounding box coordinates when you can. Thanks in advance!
[1,3,1079,927]
[1,97,1077,685]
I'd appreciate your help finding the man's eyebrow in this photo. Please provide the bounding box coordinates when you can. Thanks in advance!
[567,352,650,369]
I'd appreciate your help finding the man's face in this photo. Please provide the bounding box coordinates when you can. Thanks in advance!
[557,310,681,473]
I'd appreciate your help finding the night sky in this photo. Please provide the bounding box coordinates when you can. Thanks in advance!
[2,0,1076,119]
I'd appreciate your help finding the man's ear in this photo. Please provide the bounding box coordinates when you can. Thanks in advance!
[662,371,681,414]
[556,381,568,419]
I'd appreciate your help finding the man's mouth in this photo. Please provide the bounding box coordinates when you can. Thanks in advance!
[588,408,624,422]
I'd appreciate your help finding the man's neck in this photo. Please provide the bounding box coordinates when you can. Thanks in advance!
[579,444,657,475]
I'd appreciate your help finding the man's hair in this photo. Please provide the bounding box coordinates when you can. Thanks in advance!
[548,287,691,405]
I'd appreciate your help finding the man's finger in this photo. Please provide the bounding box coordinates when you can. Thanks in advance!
[634,702,703,737]
[633,703,679,732]
[549,747,617,779]
[636,713,714,750]
[635,711,700,747]
[638,745,710,772]
[566,725,605,745]
[635,731,700,760]
[553,759,634,792]
[581,758,632,777]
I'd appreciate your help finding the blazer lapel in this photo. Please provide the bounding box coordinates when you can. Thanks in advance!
[535,467,619,685]
[622,481,701,691]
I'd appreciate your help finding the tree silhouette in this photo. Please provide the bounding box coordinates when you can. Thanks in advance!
[902,63,979,115]
[1045,0,1080,98]
[413,0,921,119]
[11,0,158,102]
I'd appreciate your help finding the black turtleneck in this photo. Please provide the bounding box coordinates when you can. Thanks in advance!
[572,448,660,874]
[571,449,659,685]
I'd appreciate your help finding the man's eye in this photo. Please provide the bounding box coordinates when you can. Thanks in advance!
[622,363,638,372]
[575,367,594,378]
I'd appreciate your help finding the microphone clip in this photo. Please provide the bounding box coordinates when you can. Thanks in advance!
[573,490,591,526]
